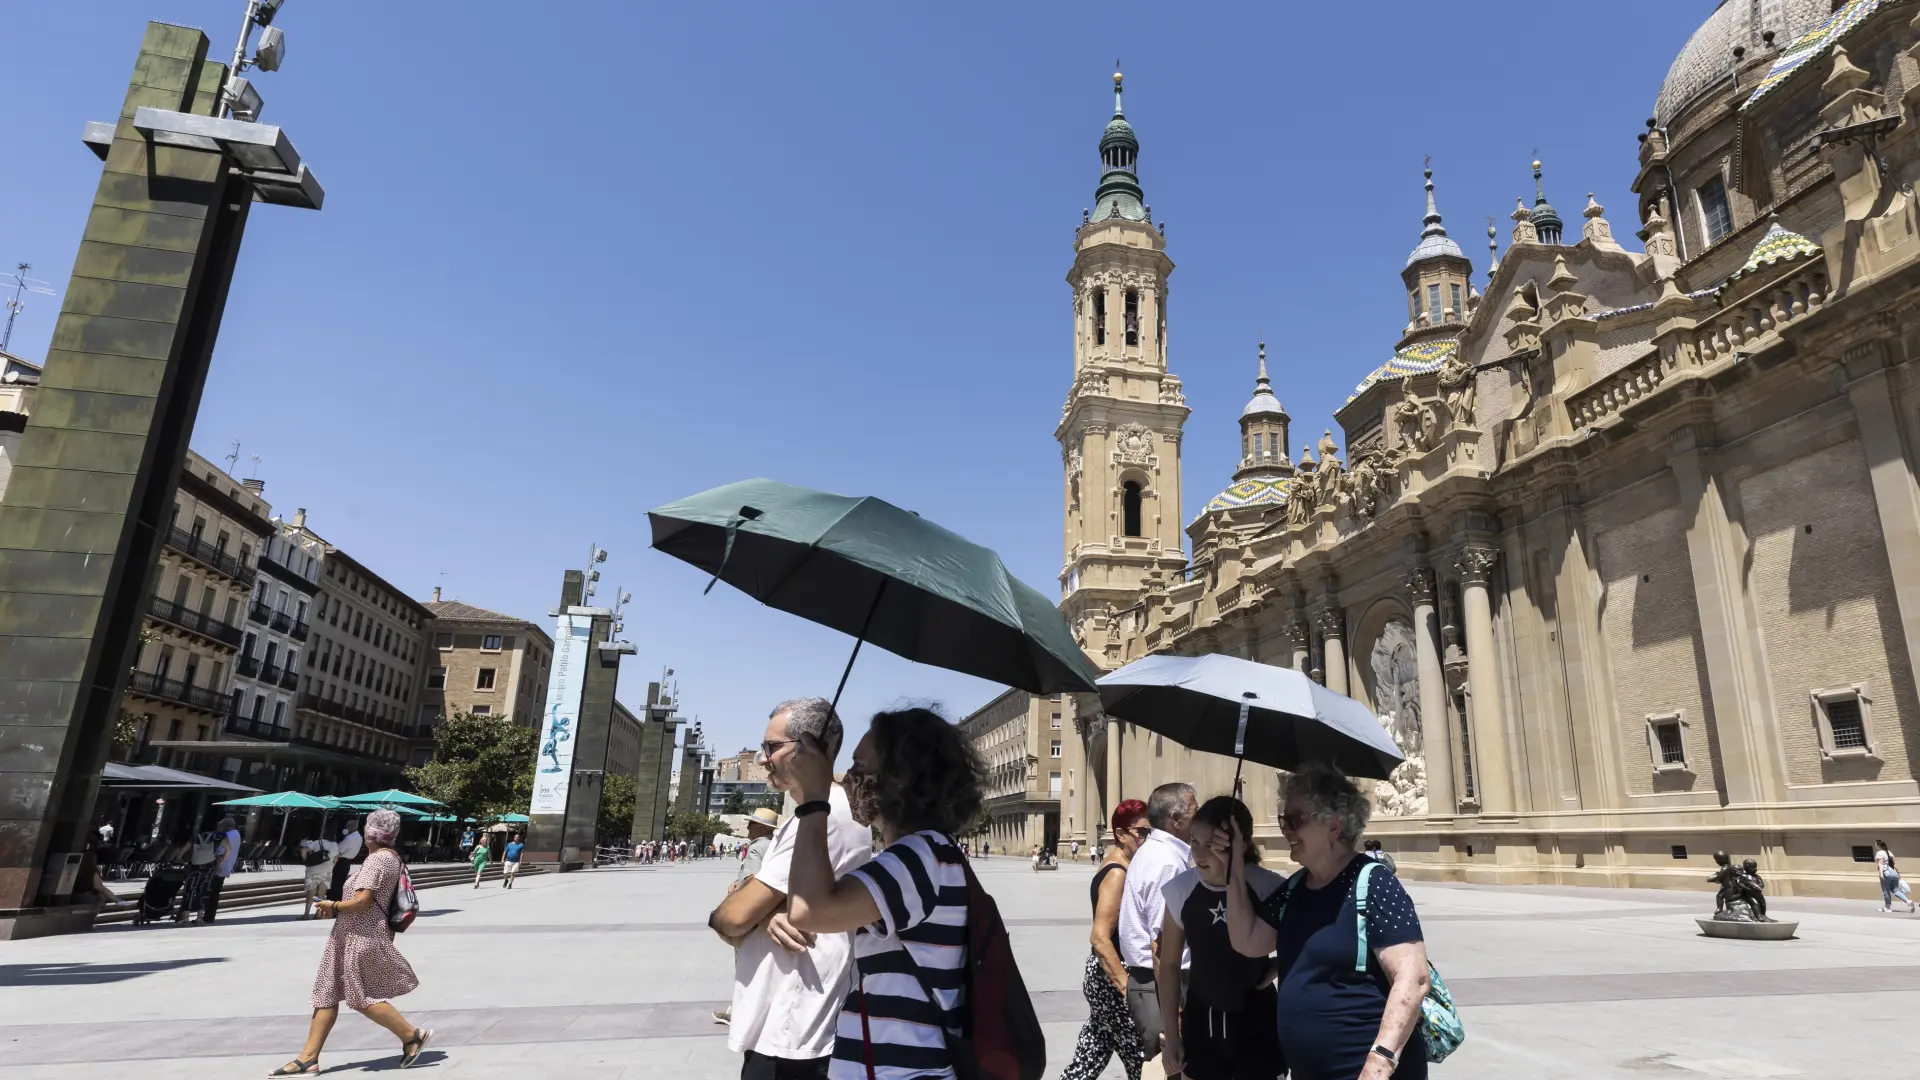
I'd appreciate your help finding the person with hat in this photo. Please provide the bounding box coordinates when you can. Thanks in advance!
[738,807,780,884]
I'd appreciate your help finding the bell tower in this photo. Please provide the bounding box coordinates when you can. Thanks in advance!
[1057,67,1189,658]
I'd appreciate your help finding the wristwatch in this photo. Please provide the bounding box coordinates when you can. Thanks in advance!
[1370,1045,1397,1065]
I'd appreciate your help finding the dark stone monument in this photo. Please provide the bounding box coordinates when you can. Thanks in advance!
[1698,850,1797,940]
[630,682,681,846]
[0,21,320,939]
[524,567,632,869]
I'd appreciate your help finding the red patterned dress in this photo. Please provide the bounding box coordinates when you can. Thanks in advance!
[310,847,419,1009]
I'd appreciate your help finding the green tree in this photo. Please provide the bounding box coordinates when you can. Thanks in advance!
[721,787,747,815]
[406,713,537,822]
[598,772,636,844]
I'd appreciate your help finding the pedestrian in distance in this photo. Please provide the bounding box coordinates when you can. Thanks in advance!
[737,807,779,885]
[470,833,491,888]
[459,828,474,856]
[1158,796,1286,1080]
[1876,839,1916,913]
[1060,798,1152,1080]
[204,816,242,923]
[1119,780,1198,1062]
[273,809,430,1076]
[502,833,524,889]
[1223,762,1432,1080]
[709,698,872,1080]
[329,819,364,903]
[299,834,337,920]
[1363,838,1397,875]
[785,707,989,1080]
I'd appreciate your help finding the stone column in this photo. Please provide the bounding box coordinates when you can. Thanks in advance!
[1404,567,1455,817]
[1454,546,1515,815]
[1105,718,1123,827]
[1846,360,1920,715]
[1285,619,1312,674]
[1316,608,1348,696]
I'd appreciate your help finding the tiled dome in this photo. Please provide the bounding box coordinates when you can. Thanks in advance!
[1654,0,1830,126]
[1201,477,1291,517]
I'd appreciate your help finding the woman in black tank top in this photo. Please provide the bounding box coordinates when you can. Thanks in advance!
[1061,799,1152,1080]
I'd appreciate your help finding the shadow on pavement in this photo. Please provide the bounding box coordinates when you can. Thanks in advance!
[0,957,227,986]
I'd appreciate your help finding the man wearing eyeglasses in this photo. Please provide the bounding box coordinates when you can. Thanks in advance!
[1118,781,1198,1070]
[709,698,872,1080]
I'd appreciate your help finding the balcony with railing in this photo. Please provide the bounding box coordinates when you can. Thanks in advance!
[224,712,291,741]
[126,669,228,715]
[147,596,243,649]
[279,668,301,691]
[162,527,257,588]
[290,619,310,642]
[247,599,271,626]
[237,654,261,678]
[270,610,292,634]
[297,693,406,736]
[260,664,284,685]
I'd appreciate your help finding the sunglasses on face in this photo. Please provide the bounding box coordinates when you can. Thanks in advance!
[1120,825,1153,839]
[1280,811,1320,831]
[760,739,799,758]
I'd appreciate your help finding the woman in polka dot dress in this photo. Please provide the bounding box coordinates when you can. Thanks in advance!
[1222,762,1433,1080]
[271,809,431,1075]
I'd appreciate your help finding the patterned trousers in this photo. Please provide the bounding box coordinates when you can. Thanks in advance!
[1060,953,1146,1080]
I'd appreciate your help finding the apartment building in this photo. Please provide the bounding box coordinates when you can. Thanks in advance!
[713,748,769,784]
[226,512,324,743]
[419,594,552,730]
[0,352,40,502]
[958,690,1068,855]
[607,699,643,780]
[132,452,270,776]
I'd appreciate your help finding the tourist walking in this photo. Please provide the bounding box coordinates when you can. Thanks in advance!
[470,834,491,888]
[1060,798,1151,1080]
[300,834,337,920]
[785,706,987,1080]
[328,819,363,902]
[204,816,242,923]
[1119,781,1198,1061]
[1224,763,1432,1080]
[1363,838,1397,874]
[710,698,873,1079]
[273,809,430,1075]
[1158,796,1286,1080]
[502,834,524,888]
[1876,840,1916,913]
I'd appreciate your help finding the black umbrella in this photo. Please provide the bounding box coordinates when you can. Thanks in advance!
[1096,653,1405,782]
[649,479,1103,709]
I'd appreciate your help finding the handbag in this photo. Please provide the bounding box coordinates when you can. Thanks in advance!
[1354,862,1465,1063]
[189,833,218,866]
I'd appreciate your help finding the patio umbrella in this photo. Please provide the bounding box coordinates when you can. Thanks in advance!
[1096,653,1405,783]
[649,479,1102,709]
[338,789,445,808]
[492,813,530,823]
[213,791,339,845]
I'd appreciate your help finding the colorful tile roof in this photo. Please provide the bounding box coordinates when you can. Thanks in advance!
[1200,476,1292,517]
[1714,222,1821,299]
[1743,0,1891,111]
[1347,339,1458,403]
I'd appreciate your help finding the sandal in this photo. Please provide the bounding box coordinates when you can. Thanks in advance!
[268,1058,318,1076]
[399,1029,432,1068]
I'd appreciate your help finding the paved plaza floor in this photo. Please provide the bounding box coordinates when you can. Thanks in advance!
[1,857,1915,1079]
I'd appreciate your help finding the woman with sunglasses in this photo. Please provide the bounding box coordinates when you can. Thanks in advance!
[785,707,988,1080]
[1223,763,1430,1080]
[1060,799,1152,1080]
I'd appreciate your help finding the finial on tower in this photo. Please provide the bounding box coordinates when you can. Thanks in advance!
[1258,337,1268,383]
[1529,157,1563,244]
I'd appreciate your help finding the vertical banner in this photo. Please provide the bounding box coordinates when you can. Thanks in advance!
[531,611,594,815]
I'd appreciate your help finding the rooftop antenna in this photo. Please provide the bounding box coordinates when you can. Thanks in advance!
[247,453,262,479]
[224,440,242,475]
[3,263,55,353]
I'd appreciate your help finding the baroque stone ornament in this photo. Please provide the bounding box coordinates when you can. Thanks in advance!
[1453,545,1500,585]
[1315,607,1345,640]
[1066,446,1083,509]
[1402,566,1436,606]
[1371,619,1427,817]
[1113,423,1156,465]
[1437,351,1477,426]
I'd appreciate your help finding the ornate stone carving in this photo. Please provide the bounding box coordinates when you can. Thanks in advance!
[1344,452,1391,520]
[1370,618,1427,816]
[1113,423,1156,465]
[1453,545,1500,586]
[1158,375,1186,406]
[1437,352,1477,427]
[1315,607,1345,640]
[1402,566,1436,606]
[1314,430,1344,506]
[1286,475,1315,526]
[1065,446,1083,510]
[1391,381,1438,452]
[1282,619,1312,650]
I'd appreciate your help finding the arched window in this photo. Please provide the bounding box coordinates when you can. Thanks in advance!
[1124,290,1140,347]
[1093,289,1107,346]
[1122,481,1143,538]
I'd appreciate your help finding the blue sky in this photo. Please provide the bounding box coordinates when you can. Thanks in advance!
[4,1,1694,766]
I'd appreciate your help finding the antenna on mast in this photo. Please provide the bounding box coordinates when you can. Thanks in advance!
[3,263,55,353]
[224,440,242,475]
[247,453,262,479]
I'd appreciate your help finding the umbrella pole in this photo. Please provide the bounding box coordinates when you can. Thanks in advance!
[278,809,290,847]
[1233,758,1244,799]
[828,580,890,718]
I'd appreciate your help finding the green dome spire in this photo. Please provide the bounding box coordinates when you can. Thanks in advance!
[1530,159,1563,245]
[1091,67,1148,224]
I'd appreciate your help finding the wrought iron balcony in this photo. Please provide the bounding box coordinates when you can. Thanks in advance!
[224,711,291,741]
[290,619,310,642]
[260,664,284,685]
[147,596,243,649]
[126,669,227,715]
[162,527,257,588]
[280,667,301,691]
[247,599,272,626]
[237,655,261,678]
[270,610,292,634]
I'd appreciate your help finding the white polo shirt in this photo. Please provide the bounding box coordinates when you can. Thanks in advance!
[728,785,873,1060]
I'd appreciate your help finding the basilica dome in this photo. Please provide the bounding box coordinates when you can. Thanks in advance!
[1653,0,1831,126]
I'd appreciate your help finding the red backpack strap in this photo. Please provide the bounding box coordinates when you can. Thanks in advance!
[858,969,878,1080]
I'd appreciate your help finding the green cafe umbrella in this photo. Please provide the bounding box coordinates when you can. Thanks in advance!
[213,791,340,845]
[492,813,530,823]
[338,789,446,808]
[650,479,1102,707]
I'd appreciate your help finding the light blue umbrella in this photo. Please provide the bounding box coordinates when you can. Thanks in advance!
[1096,653,1404,782]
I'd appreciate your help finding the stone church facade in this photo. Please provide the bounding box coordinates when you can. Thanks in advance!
[1033,2,1920,897]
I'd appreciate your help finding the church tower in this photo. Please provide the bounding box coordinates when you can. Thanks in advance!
[1057,68,1189,654]
[1398,166,1474,350]
[1234,340,1291,484]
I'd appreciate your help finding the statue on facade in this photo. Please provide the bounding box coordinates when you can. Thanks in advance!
[1066,446,1083,510]
[1708,851,1773,923]
[1345,452,1390,519]
[1391,381,1435,452]
[1437,351,1477,427]
[1314,430,1344,505]
[1286,475,1315,526]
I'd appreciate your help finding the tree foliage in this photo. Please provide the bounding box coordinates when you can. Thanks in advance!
[406,713,536,822]
[665,810,734,844]
[598,772,636,843]
[721,787,747,815]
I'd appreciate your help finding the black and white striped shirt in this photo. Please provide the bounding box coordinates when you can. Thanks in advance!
[830,831,968,1080]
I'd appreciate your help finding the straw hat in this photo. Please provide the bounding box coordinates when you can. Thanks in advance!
[748,807,780,829]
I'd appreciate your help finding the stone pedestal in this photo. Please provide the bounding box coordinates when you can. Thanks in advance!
[1696,918,1799,940]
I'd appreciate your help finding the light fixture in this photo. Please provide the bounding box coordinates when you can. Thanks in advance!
[593,549,608,564]
[254,0,287,26]
[227,77,264,122]
[254,26,285,71]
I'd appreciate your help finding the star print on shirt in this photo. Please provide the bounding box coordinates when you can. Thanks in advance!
[1209,899,1228,925]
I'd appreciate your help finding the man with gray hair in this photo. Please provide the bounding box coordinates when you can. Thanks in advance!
[1118,781,1198,1064]
[709,698,871,1080]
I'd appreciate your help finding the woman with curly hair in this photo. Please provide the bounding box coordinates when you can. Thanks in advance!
[1059,798,1151,1080]
[786,707,987,1080]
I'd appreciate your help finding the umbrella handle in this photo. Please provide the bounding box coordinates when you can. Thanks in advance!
[829,579,889,719]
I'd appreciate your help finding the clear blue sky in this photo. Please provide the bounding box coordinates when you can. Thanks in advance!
[4,1,1694,766]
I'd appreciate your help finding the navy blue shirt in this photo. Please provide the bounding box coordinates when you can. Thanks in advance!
[1257,854,1426,1080]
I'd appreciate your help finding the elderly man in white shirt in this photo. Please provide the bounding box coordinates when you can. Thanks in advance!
[1117,781,1197,1062]
[709,698,872,1080]
[328,819,363,902]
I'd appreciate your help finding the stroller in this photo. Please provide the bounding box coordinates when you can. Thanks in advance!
[134,861,187,925]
